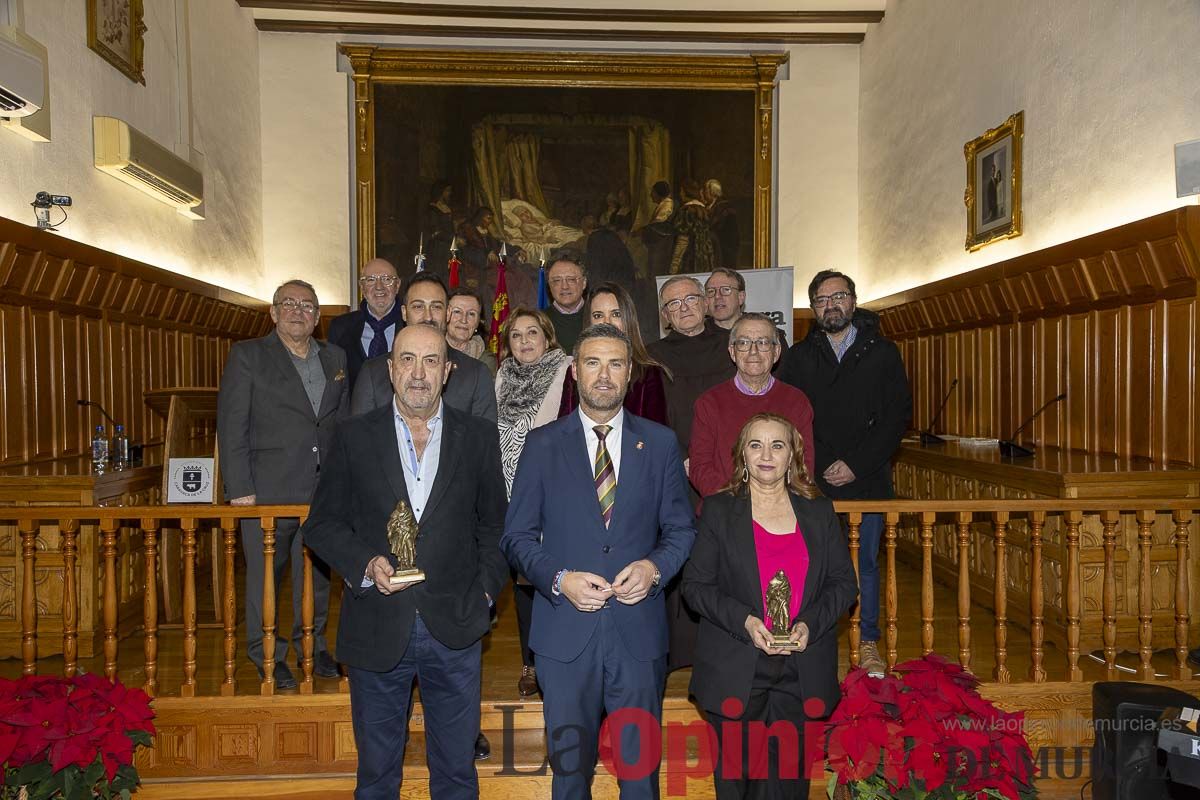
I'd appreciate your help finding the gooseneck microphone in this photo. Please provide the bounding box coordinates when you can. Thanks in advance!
[999,392,1067,459]
[77,399,118,426]
[920,378,958,446]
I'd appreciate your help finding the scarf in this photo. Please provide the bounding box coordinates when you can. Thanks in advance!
[453,334,488,362]
[361,298,404,359]
[497,348,569,496]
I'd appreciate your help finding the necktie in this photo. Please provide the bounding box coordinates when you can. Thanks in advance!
[593,425,616,528]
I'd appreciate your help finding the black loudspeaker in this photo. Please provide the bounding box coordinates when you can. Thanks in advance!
[1092,682,1200,799]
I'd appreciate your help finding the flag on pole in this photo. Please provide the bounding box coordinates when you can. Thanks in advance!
[448,237,461,289]
[536,260,549,310]
[488,244,510,364]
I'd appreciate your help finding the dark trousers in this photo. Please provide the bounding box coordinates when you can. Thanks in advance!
[347,614,482,800]
[705,654,811,800]
[240,517,331,668]
[855,513,884,642]
[536,610,667,800]
[514,582,535,668]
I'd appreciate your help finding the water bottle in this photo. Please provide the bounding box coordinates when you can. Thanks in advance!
[91,425,109,474]
[112,424,129,471]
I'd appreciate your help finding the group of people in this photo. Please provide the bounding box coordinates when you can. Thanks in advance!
[215,251,912,800]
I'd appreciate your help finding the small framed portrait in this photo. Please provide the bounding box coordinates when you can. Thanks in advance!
[87,0,147,85]
[964,111,1023,251]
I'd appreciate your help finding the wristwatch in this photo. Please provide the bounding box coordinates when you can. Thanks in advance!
[651,565,661,587]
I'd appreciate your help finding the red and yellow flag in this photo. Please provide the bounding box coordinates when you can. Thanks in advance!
[488,254,509,364]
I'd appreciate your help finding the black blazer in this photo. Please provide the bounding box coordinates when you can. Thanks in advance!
[350,349,497,422]
[327,308,401,391]
[300,403,509,672]
[681,491,858,717]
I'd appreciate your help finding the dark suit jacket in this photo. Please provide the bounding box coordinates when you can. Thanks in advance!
[681,492,858,717]
[300,403,509,672]
[501,411,696,663]
[327,308,399,391]
[350,348,497,422]
[216,333,350,504]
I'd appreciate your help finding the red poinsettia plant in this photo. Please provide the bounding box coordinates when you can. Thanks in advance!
[825,654,1038,800]
[0,673,155,800]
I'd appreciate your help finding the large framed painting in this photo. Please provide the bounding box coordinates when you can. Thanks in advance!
[964,111,1023,251]
[86,0,146,85]
[341,46,786,329]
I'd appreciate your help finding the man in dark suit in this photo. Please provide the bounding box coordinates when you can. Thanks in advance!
[502,323,696,800]
[302,323,508,800]
[217,279,350,688]
[351,272,496,422]
[327,258,404,391]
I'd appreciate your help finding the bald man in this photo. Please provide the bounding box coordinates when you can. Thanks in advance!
[328,258,405,390]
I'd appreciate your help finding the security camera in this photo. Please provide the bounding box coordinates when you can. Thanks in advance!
[31,190,71,230]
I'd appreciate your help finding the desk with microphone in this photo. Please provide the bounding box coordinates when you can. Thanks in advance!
[998,392,1067,459]
[919,378,958,446]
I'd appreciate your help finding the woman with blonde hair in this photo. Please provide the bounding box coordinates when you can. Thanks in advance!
[682,413,858,799]
[495,307,572,697]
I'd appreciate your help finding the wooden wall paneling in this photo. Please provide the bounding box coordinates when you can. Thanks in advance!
[29,309,55,460]
[57,312,78,457]
[1065,313,1090,454]
[81,315,105,452]
[870,208,1200,465]
[0,306,26,463]
[1164,298,1197,466]
[1127,304,1153,460]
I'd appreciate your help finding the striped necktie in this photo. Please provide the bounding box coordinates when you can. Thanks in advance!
[593,425,616,528]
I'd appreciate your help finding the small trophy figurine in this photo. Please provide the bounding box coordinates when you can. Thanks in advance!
[386,500,425,588]
[765,570,800,651]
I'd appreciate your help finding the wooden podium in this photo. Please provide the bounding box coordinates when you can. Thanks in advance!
[144,388,222,623]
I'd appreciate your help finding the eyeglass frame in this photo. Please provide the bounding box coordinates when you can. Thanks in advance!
[274,298,318,315]
[662,294,704,313]
[811,291,852,309]
[705,285,739,297]
[731,337,778,352]
[358,275,398,287]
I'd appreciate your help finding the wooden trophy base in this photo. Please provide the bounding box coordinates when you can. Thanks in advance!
[389,569,426,588]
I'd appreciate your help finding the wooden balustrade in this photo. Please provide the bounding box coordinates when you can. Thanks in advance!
[2,499,1199,696]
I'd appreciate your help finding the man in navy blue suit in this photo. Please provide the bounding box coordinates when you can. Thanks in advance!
[502,323,696,800]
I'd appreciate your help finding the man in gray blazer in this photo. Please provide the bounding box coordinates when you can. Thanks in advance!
[352,272,497,423]
[217,279,350,689]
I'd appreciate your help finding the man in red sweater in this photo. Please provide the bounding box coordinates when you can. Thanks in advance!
[689,313,815,500]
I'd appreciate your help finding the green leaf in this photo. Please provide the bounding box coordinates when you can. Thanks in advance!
[128,730,153,748]
[827,772,839,799]
[83,757,105,788]
[122,788,132,800]
[13,761,52,785]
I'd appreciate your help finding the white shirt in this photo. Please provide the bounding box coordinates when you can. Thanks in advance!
[579,407,624,482]
[393,399,444,521]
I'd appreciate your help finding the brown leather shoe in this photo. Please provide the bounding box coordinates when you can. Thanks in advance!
[518,665,539,697]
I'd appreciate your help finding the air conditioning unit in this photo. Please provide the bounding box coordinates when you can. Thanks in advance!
[0,27,45,117]
[93,116,204,214]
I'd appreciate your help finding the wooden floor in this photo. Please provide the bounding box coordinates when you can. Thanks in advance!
[6,555,1194,799]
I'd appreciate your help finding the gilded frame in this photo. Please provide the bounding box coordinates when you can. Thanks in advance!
[339,45,787,271]
[86,0,147,85]
[964,111,1023,251]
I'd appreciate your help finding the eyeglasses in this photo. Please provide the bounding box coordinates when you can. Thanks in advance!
[662,294,703,312]
[549,276,581,286]
[359,275,398,287]
[812,291,852,308]
[706,285,738,297]
[276,298,317,314]
[732,337,776,352]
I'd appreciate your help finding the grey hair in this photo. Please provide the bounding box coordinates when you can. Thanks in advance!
[729,312,779,345]
[705,178,723,199]
[573,322,632,362]
[272,279,319,307]
[658,275,704,304]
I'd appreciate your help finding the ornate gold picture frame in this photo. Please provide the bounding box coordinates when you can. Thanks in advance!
[964,111,1023,251]
[340,47,786,277]
[87,0,147,85]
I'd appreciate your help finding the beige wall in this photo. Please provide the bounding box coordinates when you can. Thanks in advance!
[857,0,1200,302]
[0,0,265,298]
[257,35,863,307]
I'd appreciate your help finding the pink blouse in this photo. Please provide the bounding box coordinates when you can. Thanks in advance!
[753,520,810,630]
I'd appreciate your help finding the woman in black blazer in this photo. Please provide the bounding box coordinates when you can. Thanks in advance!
[682,412,858,800]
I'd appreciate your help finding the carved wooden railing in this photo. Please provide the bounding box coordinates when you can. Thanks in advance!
[4,499,1195,697]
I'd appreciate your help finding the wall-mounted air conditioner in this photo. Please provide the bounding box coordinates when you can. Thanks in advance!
[93,116,204,215]
[0,27,45,117]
